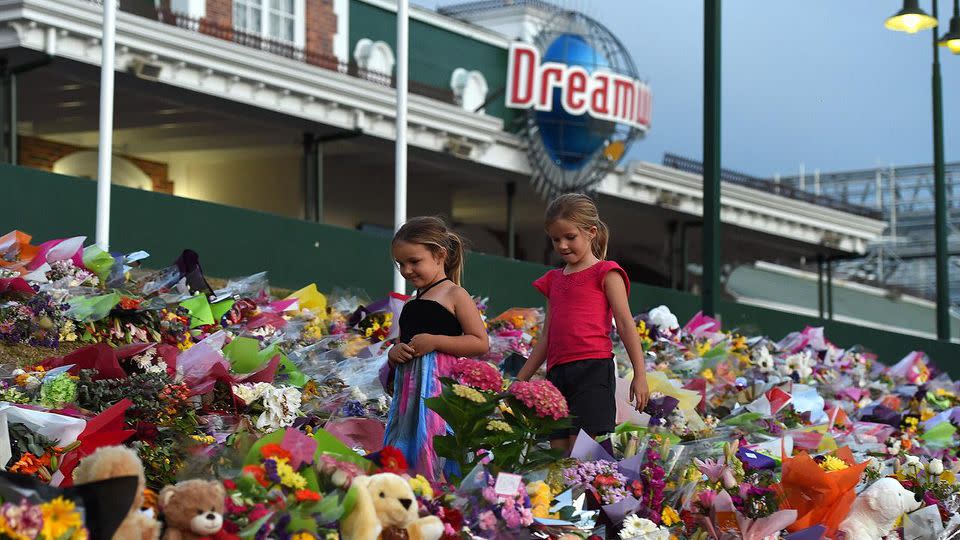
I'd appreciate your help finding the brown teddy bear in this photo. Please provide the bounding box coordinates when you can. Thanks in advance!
[340,473,444,540]
[158,479,229,540]
[73,445,161,540]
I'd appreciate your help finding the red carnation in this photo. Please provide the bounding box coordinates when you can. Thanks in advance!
[379,446,409,474]
[295,489,322,502]
[260,443,293,462]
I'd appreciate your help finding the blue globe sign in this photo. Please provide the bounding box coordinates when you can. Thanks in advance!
[505,11,650,196]
[534,34,615,170]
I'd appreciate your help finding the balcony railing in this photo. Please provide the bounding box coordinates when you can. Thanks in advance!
[662,153,884,220]
[154,8,454,105]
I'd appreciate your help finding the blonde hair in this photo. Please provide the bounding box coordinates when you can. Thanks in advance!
[545,193,609,260]
[393,216,466,285]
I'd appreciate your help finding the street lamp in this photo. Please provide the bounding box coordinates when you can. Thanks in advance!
[941,0,960,53]
[885,0,954,341]
[885,0,939,32]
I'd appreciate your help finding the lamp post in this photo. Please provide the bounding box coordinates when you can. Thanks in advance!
[703,0,721,317]
[885,0,959,341]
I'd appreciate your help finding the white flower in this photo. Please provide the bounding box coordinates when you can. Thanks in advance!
[350,387,368,402]
[133,350,167,374]
[619,515,669,540]
[647,306,679,331]
[929,458,945,475]
[752,347,775,373]
[903,455,922,475]
[782,351,814,379]
[232,382,273,404]
[331,469,349,487]
[255,385,302,430]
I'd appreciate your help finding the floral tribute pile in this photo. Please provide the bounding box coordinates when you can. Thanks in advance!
[0,229,959,539]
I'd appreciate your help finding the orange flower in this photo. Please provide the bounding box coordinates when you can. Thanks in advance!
[119,297,142,310]
[10,453,45,475]
[142,488,158,512]
[260,444,293,462]
[295,490,322,502]
[243,465,269,487]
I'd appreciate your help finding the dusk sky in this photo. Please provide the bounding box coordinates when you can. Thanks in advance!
[416,0,960,178]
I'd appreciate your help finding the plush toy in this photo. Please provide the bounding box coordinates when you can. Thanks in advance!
[340,473,444,540]
[158,479,231,540]
[838,477,922,540]
[73,445,161,540]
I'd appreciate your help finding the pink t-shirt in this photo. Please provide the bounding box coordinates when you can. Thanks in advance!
[533,260,630,371]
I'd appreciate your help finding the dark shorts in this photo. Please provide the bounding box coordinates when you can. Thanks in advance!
[547,358,616,439]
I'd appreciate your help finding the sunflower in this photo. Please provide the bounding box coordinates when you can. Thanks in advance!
[40,497,83,539]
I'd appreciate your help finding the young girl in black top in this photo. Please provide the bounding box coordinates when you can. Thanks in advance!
[381,217,489,480]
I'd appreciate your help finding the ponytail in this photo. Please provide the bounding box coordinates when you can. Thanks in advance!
[593,218,609,260]
[444,232,465,285]
[545,193,610,260]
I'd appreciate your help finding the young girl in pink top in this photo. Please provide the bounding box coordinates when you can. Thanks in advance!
[517,194,649,452]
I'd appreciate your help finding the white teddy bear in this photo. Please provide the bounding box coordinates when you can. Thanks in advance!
[839,477,922,540]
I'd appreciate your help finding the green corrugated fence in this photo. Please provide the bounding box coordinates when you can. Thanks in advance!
[2,164,957,375]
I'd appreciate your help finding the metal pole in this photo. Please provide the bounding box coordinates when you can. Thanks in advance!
[826,257,834,320]
[316,142,324,223]
[702,0,721,316]
[302,133,315,221]
[95,0,117,252]
[7,73,18,165]
[8,73,15,165]
[393,0,409,294]
[817,255,824,319]
[0,62,7,164]
[875,169,883,210]
[506,181,516,259]
[680,222,689,292]
[890,165,898,239]
[932,0,951,340]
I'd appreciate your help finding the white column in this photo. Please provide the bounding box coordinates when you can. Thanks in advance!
[95,0,117,251]
[393,0,409,294]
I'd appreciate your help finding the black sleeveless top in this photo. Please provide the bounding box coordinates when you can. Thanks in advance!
[398,278,463,344]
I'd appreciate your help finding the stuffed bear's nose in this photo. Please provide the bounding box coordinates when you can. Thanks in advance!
[206,513,217,521]
[915,492,923,502]
[398,498,412,510]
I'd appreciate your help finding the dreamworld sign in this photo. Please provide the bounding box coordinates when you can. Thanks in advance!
[505,42,652,131]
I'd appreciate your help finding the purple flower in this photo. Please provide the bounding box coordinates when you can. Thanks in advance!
[264,458,281,484]
[341,400,366,417]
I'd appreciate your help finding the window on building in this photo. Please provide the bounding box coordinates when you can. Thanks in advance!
[234,0,303,46]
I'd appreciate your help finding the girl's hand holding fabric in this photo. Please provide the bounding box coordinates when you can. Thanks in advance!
[389,342,416,364]
[408,334,436,356]
[630,373,650,412]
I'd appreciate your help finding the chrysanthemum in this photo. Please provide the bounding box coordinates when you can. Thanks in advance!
[274,458,307,490]
[821,455,849,472]
[40,498,83,539]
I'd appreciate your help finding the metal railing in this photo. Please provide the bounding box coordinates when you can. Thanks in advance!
[662,153,883,219]
[154,8,454,105]
[438,0,560,17]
